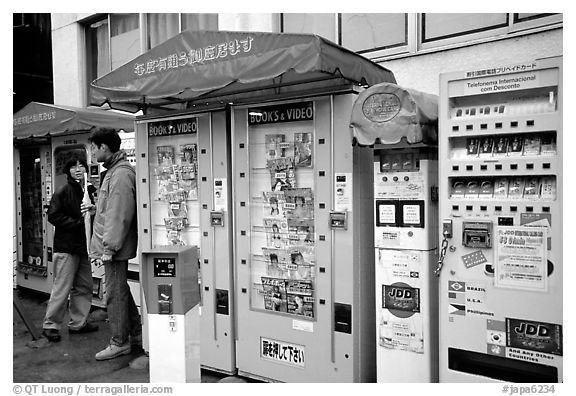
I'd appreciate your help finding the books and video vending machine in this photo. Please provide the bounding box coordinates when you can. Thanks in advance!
[135,111,236,374]
[232,97,376,382]
[438,57,562,382]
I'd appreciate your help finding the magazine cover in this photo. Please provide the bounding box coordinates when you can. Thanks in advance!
[284,188,314,220]
[539,176,556,200]
[168,201,188,218]
[180,143,198,165]
[479,136,494,156]
[261,277,287,312]
[508,136,524,156]
[450,181,466,199]
[263,191,286,218]
[286,280,314,317]
[181,165,196,180]
[265,134,287,161]
[465,181,480,198]
[166,230,185,246]
[294,132,313,167]
[523,135,542,156]
[493,136,509,156]
[466,138,480,156]
[267,157,296,191]
[164,216,187,231]
[264,217,289,249]
[287,247,314,280]
[178,178,198,200]
[478,180,494,199]
[157,145,175,166]
[287,218,315,246]
[262,247,289,278]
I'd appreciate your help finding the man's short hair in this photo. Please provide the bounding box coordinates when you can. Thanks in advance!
[89,127,121,153]
[64,157,89,179]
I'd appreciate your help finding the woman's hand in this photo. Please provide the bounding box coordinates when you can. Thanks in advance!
[81,202,96,215]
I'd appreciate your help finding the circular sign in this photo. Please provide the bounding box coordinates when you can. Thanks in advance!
[362,93,401,122]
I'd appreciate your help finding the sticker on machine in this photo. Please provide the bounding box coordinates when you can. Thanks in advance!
[447,281,493,318]
[506,318,562,356]
[334,173,352,211]
[495,227,548,292]
[383,283,420,317]
[260,337,305,368]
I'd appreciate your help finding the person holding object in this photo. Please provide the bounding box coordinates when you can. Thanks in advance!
[87,127,141,361]
[42,158,98,342]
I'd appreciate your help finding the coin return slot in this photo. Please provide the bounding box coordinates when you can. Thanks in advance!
[462,221,492,248]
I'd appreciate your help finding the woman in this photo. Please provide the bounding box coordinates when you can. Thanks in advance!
[42,157,98,342]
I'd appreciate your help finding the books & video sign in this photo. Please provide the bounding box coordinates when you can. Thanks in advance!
[148,117,198,137]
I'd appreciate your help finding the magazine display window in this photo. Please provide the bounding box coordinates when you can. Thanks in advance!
[148,135,200,248]
[248,116,316,318]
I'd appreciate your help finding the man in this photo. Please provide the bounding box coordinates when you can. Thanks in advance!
[86,128,141,361]
[42,158,98,342]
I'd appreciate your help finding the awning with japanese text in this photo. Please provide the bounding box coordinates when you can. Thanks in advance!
[89,30,396,113]
[13,102,135,140]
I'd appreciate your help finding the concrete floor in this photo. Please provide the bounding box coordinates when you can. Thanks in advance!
[13,288,257,383]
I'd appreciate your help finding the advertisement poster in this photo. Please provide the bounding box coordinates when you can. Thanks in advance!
[495,227,547,291]
[377,249,424,353]
[213,178,227,211]
[335,173,352,211]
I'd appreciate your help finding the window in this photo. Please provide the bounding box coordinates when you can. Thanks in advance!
[146,13,179,50]
[421,13,508,43]
[282,13,337,42]
[86,18,110,83]
[340,13,407,53]
[110,14,140,70]
[181,13,218,31]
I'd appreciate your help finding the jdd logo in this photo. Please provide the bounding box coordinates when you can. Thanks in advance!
[514,322,551,338]
[388,288,413,299]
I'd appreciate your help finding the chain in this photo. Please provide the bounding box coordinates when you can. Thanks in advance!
[434,230,450,277]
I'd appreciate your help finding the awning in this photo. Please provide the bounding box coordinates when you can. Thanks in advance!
[90,30,396,113]
[350,83,438,146]
[13,102,135,140]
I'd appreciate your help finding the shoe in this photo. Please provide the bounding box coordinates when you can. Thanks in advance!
[95,343,131,361]
[130,333,142,347]
[42,329,61,342]
[69,322,99,334]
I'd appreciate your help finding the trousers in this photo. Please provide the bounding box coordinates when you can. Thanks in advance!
[104,259,141,346]
[43,252,92,331]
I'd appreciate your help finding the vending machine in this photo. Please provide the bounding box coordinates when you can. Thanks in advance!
[351,83,440,382]
[232,95,376,382]
[135,111,236,374]
[437,57,562,382]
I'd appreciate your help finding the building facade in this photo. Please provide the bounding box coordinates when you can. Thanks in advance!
[49,13,562,108]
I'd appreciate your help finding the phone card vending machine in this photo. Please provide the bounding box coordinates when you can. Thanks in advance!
[373,147,439,382]
[135,112,236,374]
[438,57,562,382]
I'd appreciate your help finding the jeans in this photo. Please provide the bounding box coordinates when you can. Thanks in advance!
[104,259,141,346]
[43,252,92,331]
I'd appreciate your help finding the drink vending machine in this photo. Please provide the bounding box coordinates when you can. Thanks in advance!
[134,111,236,374]
[232,96,376,382]
[437,57,562,382]
[351,83,439,382]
